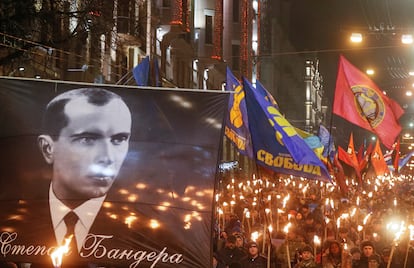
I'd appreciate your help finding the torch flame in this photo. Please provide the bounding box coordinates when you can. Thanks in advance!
[313,235,321,245]
[268,225,273,233]
[363,213,372,225]
[409,225,414,241]
[251,231,259,242]
[283,222,292,234]
[51,235,72,268]
[282,194,290,208]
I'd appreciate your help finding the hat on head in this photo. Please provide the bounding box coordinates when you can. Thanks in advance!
[328,240,341,250]
[361,240,374,249]
[301,245,313,253]
[246,241,258,248]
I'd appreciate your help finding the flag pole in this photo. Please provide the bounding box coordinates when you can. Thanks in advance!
[240,75,274,268]
[327,54,344,161]
[321,55,342,262]
[146,0,151,57]
[254,163,274,268]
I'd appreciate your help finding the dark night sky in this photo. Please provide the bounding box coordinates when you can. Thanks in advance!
[285,0,414,148]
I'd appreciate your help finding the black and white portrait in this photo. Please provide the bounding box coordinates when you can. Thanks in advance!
[0,78,228,268]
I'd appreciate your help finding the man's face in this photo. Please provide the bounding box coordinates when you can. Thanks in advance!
[301,251,312,261]
[248,244,258,257]
[330,243,340,254]
[235,237,243,247]
[50,97,131,200]
[225,241,236,249]
[363,246,374,257]
[301,207,309,215]
[352,252,361,260]
[287,231,296,240]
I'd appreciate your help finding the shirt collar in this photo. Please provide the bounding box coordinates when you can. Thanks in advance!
[49,183,106,249]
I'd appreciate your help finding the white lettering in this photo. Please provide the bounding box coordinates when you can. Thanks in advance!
[0,232,185,267]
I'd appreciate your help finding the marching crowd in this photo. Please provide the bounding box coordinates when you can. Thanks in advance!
[213,179,414,268]
[213,212,414,268]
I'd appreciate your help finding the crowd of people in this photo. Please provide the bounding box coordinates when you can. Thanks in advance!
[213,176,414,268]
[213,212,414,268]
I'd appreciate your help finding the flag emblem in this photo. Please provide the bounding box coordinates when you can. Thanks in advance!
[333,55,404,149]
[352,85,385,127]
[229,84,245,128]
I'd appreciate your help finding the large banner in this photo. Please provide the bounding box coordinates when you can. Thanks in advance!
[242,78,331,182]
[0,77,228,268]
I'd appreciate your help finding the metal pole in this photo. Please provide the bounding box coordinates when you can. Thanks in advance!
[146,0,151,56]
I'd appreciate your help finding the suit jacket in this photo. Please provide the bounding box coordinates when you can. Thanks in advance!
[0,185,209,268]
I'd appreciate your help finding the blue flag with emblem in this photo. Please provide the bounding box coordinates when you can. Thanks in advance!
[224,67,253,158]
[242,77,331,181]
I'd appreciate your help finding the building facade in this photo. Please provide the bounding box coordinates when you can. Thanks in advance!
[0,0,327,178]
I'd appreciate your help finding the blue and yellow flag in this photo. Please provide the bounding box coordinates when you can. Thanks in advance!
[256,80,279,108]
[318,124,336,162]
[387,150,414,172]
[224,67,253,158]
[242,77,331,181]
[295,127,325,161]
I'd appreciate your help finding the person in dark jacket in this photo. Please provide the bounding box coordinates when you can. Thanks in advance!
[353,240,385,268]
[295,245,318,268]
[216,235,247,268]
[240,241,267,268]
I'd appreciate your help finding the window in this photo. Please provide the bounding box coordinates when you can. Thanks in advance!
[205,15,213,44]
[117,0,131,34]
[233,0,240,23]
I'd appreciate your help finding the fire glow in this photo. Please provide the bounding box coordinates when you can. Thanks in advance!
[50,235,73,268]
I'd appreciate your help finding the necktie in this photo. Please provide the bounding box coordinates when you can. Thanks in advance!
[64,211,79,253]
